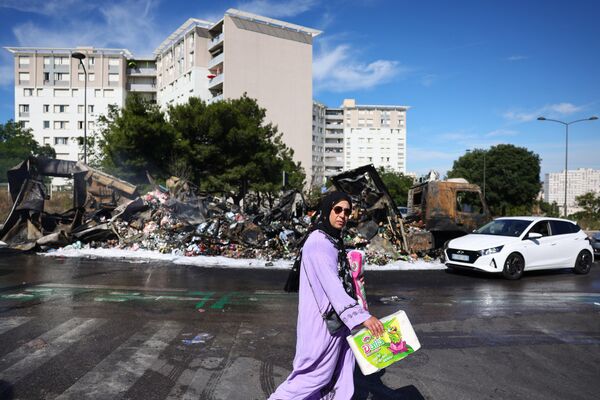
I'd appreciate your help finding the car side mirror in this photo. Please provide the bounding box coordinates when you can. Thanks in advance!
[526,232,542,240]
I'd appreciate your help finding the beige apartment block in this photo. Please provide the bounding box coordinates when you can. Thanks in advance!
[544,168,600,214]
[317,99,409,180]
[5,47,132,164]
[155,9,321,185]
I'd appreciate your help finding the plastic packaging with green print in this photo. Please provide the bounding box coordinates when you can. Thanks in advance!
[352,316,415,370]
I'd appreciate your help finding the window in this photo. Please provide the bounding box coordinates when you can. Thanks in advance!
[89,73,95,82]
[18,104,29,113]
[43,72,50,82]
[88,105,94,113]
[54,105,68,113]
[108,58,120,66]
[88,57,95,66]
[43,137,51,145]
[94,89,101,97]
[456,191,484,214]
[54,89,69,97]
[78,121,84,129]
[78,105,84,114]
[78,73,85,82]
[550,220,580,235]
[19,56,30,66]
[108,73,119,82]
[19,72,30,82]
[54,57,68,65]
[54,137,69,145]
[53,121,68,130]
[43,121,50,129]
[43,57,51,65]
[23,88,33,96]
[54,72,69,81]
[104,89,114,97]
[528,221,550,237]
[37,88,44,96]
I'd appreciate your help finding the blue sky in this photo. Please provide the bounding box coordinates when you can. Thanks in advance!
[1,0,599,179]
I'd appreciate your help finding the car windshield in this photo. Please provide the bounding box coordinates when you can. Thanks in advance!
[473,219,531,237]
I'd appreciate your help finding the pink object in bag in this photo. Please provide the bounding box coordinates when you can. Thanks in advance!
[348,250,368,311]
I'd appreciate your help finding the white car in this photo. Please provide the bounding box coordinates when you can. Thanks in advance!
[444,217,594,280]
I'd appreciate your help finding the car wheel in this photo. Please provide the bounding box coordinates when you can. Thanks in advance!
[573,250,592,275]
[502,252,524,280]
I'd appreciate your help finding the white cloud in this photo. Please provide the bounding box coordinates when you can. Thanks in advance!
[10,0,165,56]
[313,44,404,92]
[506,55,528,61]
[236,0,317,18]
[420,74,437,87]
[485,129,519,137]
[0,0,92,16]
[503,102,585,122]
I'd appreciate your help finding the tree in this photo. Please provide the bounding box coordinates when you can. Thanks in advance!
[168,95,304,204]
[97,94,176,183]
[0,120,56,182]
[570,192,600,229]
[447,144,541,216]
[378,167,414,206]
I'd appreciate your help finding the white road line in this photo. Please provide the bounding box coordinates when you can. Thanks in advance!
[0,317,32,335]
[0,318,103,384]
[56,320,181,400]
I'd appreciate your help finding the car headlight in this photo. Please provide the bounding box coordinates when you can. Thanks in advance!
[478,245,503,256]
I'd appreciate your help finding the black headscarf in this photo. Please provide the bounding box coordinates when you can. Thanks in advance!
[314,191,356,299]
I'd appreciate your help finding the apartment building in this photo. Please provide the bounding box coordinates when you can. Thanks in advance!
[312,101,326,186]
[6,47,133,162]
[155,9,321,184]
[315,99,409,181]
[544,168,600,214]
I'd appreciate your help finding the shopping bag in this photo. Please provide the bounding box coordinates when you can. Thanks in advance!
[347,310,420,375]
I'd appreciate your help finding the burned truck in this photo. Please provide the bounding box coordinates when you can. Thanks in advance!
[407,178,491,247]
[330,165,491,253]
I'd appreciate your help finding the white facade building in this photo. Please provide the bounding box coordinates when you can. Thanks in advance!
[544,168,600,214]
[6,47,133,163]
[315,99,409,182]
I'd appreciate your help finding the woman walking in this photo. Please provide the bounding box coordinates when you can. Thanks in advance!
[269,191,384,399]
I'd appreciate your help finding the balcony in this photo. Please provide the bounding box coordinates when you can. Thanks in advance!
[326,123,344,130]
[208,73,224,89]
[325,113,343,121]
[126,82,157,92]
[126,67,156,76]
[208,93,224,104]
[19,111,30,118]
[208,52,224,70]
[208,33,224,51]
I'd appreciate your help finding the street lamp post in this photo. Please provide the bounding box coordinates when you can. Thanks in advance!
[537,116,598,217]
[71,52,87,164]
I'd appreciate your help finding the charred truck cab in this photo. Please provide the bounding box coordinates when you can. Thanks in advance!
[407,178,491,248]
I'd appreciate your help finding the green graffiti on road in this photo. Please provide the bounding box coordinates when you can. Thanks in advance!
[0,285,292,312]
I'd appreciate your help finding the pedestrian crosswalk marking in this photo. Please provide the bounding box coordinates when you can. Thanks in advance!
[0,317,32,335]
[0,318,103,385]
[56,320,182,400]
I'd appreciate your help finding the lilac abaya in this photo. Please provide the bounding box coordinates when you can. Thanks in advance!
[269,230,371,399]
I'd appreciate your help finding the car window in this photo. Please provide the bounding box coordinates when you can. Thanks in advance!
[475,219,530,237]
[529,221,550,237]
[550,220,576,235]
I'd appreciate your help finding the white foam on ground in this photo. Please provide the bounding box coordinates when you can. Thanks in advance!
[40,247,446,270]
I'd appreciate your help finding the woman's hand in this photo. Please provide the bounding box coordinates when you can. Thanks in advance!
[362,316,384,337]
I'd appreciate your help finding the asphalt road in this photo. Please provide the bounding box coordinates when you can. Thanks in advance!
[0,254,599,400]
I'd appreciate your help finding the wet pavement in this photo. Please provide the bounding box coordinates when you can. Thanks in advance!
[0,254,599,399]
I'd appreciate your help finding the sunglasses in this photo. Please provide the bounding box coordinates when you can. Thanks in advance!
[333,206,352,216]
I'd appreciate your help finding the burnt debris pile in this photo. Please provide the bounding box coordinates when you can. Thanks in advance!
[1,158,446,265]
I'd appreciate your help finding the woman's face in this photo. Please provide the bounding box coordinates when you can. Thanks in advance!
[329,200,351,230]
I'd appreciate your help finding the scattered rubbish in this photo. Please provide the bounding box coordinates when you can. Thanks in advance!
[1,158,451,266]
[182,333,214,345]
[379,295,411,304]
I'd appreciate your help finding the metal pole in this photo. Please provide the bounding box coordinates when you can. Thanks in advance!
[483,151,486,200]
[564,123,568,217]
[82,60,87,164]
